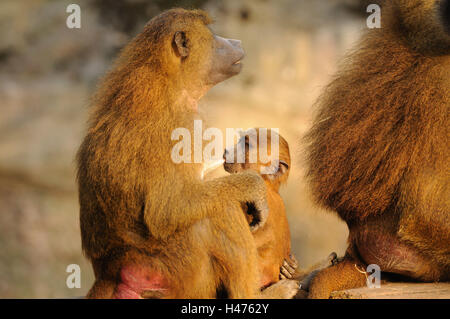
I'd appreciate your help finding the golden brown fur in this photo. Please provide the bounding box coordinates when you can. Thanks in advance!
[77,9,298,299]
[224,129,338,297]
[224,129,292,287]
[304,0,450,298]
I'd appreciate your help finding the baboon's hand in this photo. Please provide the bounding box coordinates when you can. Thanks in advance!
[242,171,269,232]
[280,254,299,279]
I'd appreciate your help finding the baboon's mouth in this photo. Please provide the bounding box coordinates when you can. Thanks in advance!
[231,58,244,71]
[232,52,245,65]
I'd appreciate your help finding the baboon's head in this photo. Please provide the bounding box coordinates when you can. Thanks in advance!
[389,0,450,53]
[122,8,244,100]
[223,129,291,188]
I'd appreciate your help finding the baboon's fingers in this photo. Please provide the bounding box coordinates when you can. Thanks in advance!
[279,254,300,279]
[288,254,299,269]
[327,252,338,264]
[283,260,297,275]
[280,265,294,279]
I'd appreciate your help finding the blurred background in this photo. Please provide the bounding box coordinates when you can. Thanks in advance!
[0,0,372,298]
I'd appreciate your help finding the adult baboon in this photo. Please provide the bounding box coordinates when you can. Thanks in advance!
[223,129,338,297]
[224,129,292,288]
[77,9,298,299]
[305,0,450,298]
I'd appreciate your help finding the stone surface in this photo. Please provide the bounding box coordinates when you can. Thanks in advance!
[331,283,450,299]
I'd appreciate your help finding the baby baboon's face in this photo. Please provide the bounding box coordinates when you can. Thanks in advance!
[223,133,258,174]
[223,129,290,185]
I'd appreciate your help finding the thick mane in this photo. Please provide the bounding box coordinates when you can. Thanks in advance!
[305,26,449,221]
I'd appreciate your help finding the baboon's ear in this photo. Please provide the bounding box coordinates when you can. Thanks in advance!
[173,31,189,58]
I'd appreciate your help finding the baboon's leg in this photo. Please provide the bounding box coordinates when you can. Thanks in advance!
[259,279,300,299]
[208,211,261,299]
[219,242,261,298]
[222,249,299,299]
[212,211,299,299]
[308,258,367,299]
[279,254,300,280]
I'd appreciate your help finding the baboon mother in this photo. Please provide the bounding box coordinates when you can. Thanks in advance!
[305,0,450,298]
[77,9,297,298]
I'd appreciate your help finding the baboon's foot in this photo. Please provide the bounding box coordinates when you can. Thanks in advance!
[260,279,299,299]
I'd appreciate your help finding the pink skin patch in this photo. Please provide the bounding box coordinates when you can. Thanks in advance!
[114,264,169,299]
[355,227,428,277]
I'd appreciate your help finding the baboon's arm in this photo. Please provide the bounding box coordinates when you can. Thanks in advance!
[144,171,268,239]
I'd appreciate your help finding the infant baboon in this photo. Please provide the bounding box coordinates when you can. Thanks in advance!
[305,0,450,298]
[223,129,337,295]
[223,128,292,288]
[77,9,298,299]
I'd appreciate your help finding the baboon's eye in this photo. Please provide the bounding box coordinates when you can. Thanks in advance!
[273,160,289,177]
[280,160,289,171]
